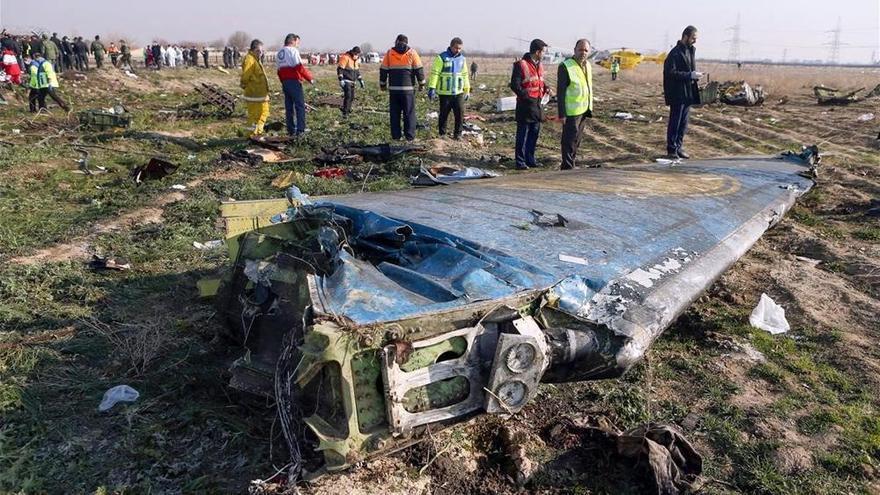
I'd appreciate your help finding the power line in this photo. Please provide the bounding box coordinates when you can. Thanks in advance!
[825,17,843,64]
[724,12,744,63]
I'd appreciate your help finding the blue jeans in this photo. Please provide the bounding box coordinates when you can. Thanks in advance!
[282,79,306,135]
[515,121,541,167]
[666,104,690,154]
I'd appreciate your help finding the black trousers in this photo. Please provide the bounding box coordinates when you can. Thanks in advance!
[47,87,69,111]
[561,112,590,169]
[29,88,47,112]
[666,104,690,155]
[63,54,72,71]
[342,83,356,115]
[389,91,416,141]
[438,94,464,138]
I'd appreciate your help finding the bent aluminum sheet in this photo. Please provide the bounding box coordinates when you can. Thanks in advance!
[317,157,812,350]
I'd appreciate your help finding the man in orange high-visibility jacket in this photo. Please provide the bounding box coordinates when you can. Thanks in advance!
[337,46,364,116]
[379,34,425,141]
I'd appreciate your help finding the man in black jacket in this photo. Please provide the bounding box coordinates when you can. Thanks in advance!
[663,25,702,159]
[509,39,549,169]
[61,36,73,72]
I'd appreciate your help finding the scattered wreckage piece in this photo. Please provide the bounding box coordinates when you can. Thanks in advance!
[220,148,295,166]
[814,85,865,105]
[411,164,499,186]
[719,80,765,106]
[78,105,132,130]
[192,83,236,116]
[88,254,131,271]
[315,143,426,165]
[699,80,765,107]
[130,157,178,185]
[209,150,815,479]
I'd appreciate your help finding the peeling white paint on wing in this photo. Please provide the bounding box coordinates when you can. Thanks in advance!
[627,268,658,288]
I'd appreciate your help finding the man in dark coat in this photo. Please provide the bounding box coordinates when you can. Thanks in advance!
[152,44,162,69]
[662,25,702,159]
[61,36,73,71]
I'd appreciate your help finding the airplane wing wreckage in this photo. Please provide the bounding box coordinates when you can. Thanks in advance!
[205,150,817,480]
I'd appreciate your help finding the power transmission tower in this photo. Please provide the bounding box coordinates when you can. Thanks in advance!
[825,17,842,64]
[782,48,787,64]
[664,31,670,50]
[724,13,743,63]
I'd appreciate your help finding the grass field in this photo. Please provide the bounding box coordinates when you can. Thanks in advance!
[0,57,878,494]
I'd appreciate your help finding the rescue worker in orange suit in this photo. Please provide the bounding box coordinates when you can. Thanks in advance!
[427,37,471,140]
[509,39,550,169]
[337,46,364,117]
[380,34,425,141]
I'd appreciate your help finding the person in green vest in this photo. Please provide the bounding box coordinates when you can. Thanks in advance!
[27,51,69,113]
[556,39,594,170]
[611,57,620,80]
[427,37,470,139]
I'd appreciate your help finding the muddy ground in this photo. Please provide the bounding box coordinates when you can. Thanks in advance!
[0,58,878,494]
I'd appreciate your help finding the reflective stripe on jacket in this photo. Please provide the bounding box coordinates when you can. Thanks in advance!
[240,51,269,101]
[428,49,470,96]
[518,58,544,99]
[379,46,424,92]
[561,58,593,116]
[337,52,361,82]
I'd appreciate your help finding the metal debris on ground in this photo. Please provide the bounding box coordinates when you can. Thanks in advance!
[778,144,820,178]
[749,293,790,335]
[857,113,875,122]
[221,148,294,166]
[78,105,132,130]
[192,83,236,116]
[131,157,178,184]
[207,152,813,480]
[316,143,425,165]
[88,255,131,271]
[814,85,865,105]
[496,96,517,112]
[411,164,499,186]
[74,147,107,175]
[718,80,765,106]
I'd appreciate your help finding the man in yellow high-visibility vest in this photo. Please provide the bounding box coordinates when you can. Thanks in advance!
[427,37,470,139]
[556,39,594,170]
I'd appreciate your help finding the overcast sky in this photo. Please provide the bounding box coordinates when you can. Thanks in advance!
[2,0,879,63]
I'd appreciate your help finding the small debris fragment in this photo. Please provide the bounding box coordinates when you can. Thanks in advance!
[749,293,790,334]
[193,240,223,250]
[98,385,140,412]
[88,255,131,271]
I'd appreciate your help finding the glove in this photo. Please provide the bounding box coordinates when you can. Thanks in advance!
[586,109,593,118]
[418,83,425,92]
[380,83,387,91]
[464,93,470,101]
[358,79,365,89]
[339,79,346,89]
[690,71,703,80]
[427,88,436,100]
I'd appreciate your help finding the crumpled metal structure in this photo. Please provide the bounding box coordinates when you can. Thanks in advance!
[212,153,815,479]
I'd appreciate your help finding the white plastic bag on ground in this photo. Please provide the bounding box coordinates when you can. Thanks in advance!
[98,385,140,412]
[749,293,790,334]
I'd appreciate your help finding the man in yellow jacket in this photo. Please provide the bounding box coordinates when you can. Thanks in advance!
[427,37,470,139]
[556,39,594,170]
[28,51,69,113]
[240,39,270,137]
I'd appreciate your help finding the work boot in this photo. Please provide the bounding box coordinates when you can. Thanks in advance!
[676,150,691,159]
[560,163,574,170]
[529,162,545,168]
[515,163,529,170]
[665,154,680,160]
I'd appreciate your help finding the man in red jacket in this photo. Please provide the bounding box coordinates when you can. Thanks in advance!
[2,47,22,85]
[276,33,315,136]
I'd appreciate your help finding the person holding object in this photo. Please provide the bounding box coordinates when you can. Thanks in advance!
[663,25,702,159]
